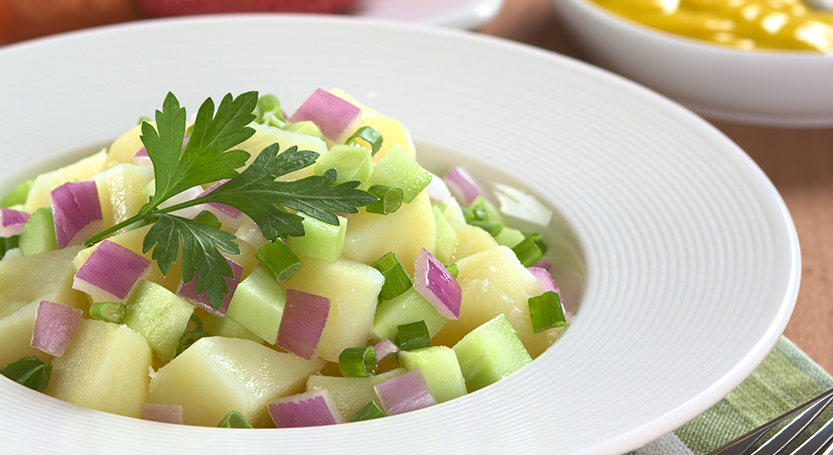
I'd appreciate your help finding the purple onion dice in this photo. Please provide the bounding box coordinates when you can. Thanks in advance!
[73,240,151,303]
[373,368,436,416]
[287,88,362,143]
[443,167,482,206]
[269,390,343,428]
[140,403,184,424]
[413,248,461,320]
[50,180,103,249]
[30,300,83,357]
[177,257,244,317]
[276,289,330,360]
[0,208,30,237]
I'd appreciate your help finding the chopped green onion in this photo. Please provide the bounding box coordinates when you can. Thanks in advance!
[255,240,302,283]
[365,185,403,215]
[525,232,547,255]
[89,301,127,324]
[0,235,19,256]
[338,346,378,377]
[350,400,386,422]
[1,356,51,392]
[444,262,459,279]
[372,252,413,301]
[394,321,430,351]
[465,196,504,224]
[528,290,566,333]
[345,126,383,155]
[176,315,209,356]
[512,235,544,267]
[218,410,253,428]
[192,210,221,229]
[255,94,285,125]
[467,220,502,236]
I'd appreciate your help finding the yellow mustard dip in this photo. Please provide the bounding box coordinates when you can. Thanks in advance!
[589,0,833,52]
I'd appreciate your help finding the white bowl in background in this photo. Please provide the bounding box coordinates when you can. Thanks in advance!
[552,0,833,128]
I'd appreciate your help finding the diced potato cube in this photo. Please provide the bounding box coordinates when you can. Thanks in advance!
[23,149,107,213]
[342,190,436,275]
[449,221,498,262]
[283,257,384,362]
[45,318,152,418]
[305,368,406,420]
[147,336,326,427]
[102,123,146,170]
[92,163,154,229]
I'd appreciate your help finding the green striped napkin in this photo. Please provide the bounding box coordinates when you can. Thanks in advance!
[629,337,833,455]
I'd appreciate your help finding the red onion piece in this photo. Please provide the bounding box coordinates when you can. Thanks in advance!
[177,257,244,317]
[198,180,247,229]
[0,208,30,237]
[425,172,451,202]
[532,257,552,271]
[73,240,151,303]
[413,248,461,320]
[269,389,343,428]
[443,167,482,206]
[276,289,330,360]
[287,89,362,143]
[50,180,103,249]
[140,403,184,424]
[373,338,400,364]
[492,183,553,227]
[30,300,82,357]
[527,266,559,293]
[373,368,436,416]
[133,147,152,168]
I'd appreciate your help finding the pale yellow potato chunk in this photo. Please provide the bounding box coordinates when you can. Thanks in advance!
[102,123,145,170]
[305,368,405,420]
[449,221,499,262]
[432,246,558,357]
[329,89,416,164]
[0,301,51,365]
[23,149,106,213]
[46,319,152,418]
[147,336,326,427]
[283,257,384,362]
[92,163,154,229]
[342,190,436,275]
[0,245,87,314]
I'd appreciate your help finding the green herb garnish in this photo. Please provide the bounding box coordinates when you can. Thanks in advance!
[84,91,377,310]
[1,356,52,392]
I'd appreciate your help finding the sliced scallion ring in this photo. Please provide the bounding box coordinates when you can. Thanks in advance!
[218,410,253,428]
[394,320,430,351]
[89,301,127,324]
[338,346,379,377]
[350,400,386,422]
[345,126,383,155]
[528,290,566,333]
[372,252,412,301]
[255,240,302,283]
[365,185,403,215]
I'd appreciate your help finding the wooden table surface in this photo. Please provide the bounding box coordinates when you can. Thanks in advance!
[482,0,833,373]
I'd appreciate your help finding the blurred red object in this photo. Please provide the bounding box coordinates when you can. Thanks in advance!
[135,0,361,16]
[0,0,147,45]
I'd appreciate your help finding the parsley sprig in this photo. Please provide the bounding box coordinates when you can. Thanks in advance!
[85,91,377,309]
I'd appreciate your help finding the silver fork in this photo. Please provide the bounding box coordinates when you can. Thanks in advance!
[709,388,833,455]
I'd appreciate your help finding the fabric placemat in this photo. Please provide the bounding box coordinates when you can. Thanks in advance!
[629,337,833,454]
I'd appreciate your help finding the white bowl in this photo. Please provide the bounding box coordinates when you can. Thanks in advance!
[552,0,833,127]
[0,15,799,455]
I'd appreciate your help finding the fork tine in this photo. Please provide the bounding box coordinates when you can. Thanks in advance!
[790,412,833,455]
[750,391,833,455]
[708,388,833,455]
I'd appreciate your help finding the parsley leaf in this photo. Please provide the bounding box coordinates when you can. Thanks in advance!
[85,91,378,311]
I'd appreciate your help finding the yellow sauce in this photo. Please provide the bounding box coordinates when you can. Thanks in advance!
[590,0,833,52]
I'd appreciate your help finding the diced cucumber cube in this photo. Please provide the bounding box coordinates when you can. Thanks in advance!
[285,121,324,140]
[314,144,373,186]
[1,179,34,208]
[432,206,458,263]
[365,144,431,202]
[452,314,532,392]
[225,265,287,344]
[398,346,467,403]
[493,226,525,248]
[18,207,57,256]
[123,280,195,361]
[287,212,347,263]
[372,287,447,341]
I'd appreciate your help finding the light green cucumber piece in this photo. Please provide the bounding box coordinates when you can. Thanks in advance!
[285,121,324,140]
[287,212,347,263]
[493,226,525,248]
[200,312,265,344]
[371,287,447,341]
[314,144,373,186]
[225,265,287,345]
[1,179,34,208]
[432,206,458,264]
[466,195,505,225]
[365,144,431,202]
[123,280,195,361]
[18,207,57,256]
[398,346,467,403]
[452,314,532,392]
